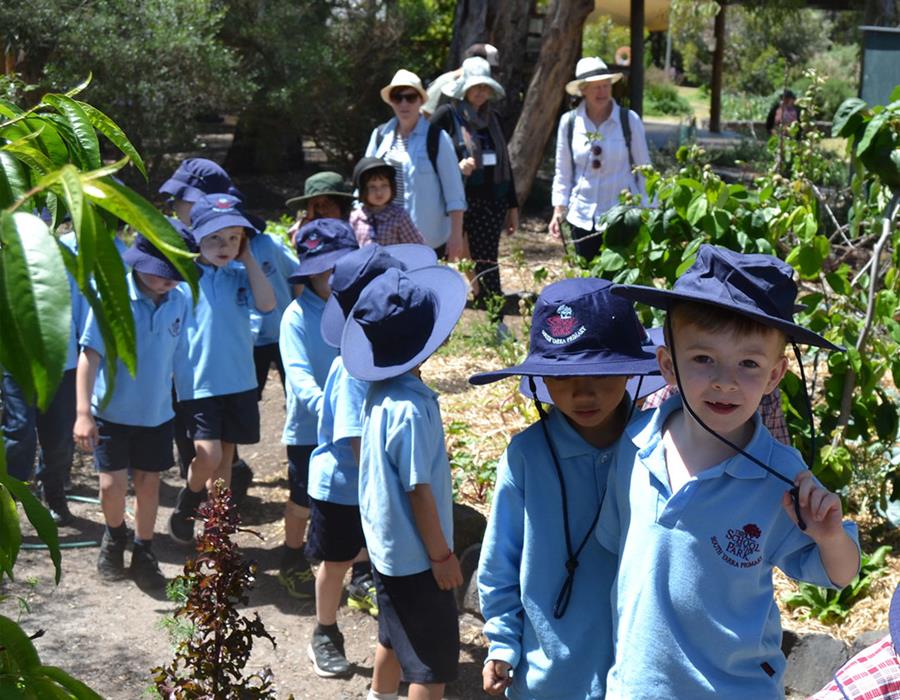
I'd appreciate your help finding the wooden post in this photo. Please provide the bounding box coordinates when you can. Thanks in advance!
[710,1,726,133]
[629,0,645,115]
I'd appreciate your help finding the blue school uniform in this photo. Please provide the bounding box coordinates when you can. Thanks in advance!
[479,407,616,700]
[595,395,859,700]
[174,262,258,400]
[280,288,338,445]
[81,272,188,427]
[247,233,297,346]
[307,356,367,505]
[359,372,453,576]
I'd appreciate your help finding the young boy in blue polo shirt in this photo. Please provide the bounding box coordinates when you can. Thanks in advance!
[278,219,358,596]
[468,278,660,699]
[599,245,860,700]
[306,243,437,678]
[74,235,189,588]
[169,194,276,543]
[342,264,468,700]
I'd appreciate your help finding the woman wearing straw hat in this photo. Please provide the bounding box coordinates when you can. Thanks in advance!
[549,57,651,263]
[431,57,519,328]
[364,69,467,260]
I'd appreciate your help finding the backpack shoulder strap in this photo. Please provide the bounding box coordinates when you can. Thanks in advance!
[563,109,577,188]
[374,121,390,152]
[426,122,445,202]
[620,104,635,172]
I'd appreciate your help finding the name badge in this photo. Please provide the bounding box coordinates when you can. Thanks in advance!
[482,151,497,166]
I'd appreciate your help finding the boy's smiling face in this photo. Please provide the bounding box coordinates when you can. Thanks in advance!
[543,375,629,448]
[658,319,788,442]
[198,226,243,267]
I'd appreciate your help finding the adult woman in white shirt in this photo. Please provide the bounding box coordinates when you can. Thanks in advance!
[548,57,651,262]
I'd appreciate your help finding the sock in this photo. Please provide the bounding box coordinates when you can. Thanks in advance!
[106,522,128,541]
[351,561,371,581]
[315,622,340,639]
[133,537,152,551]
[281,544,306,566]
[367,691,399,700]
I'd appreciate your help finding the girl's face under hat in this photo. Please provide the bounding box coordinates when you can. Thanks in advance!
[465,83,493,108]
[543,375,630,446]
[134,270,180,299]
[364,174,393,209]
[199,226,243,267]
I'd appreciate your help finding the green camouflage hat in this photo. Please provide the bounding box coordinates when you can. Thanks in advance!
[285,171,353,208]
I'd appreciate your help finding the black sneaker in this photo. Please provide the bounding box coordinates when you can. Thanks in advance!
[42,485,74,527]
[347,573,378,617]
[230,459,253,507]
[278,549,315,599]
[168,487,202,544]
[97,531,127,581]
[307,630,350,677]
[130,544,166,590]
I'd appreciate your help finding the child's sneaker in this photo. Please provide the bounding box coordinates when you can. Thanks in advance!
[169,486,202,544]
[346,572,378,617]
[130,543,166,590]
[97,530,127,581]
[230,458,253,507]
[307,629,350,677]
[277,547,315,599]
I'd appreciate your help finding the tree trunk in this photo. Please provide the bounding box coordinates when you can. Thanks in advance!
[448,0,492,69]
[629,0,645,116]
[709,1,726,133]
[507,0,594,206]
[490,0,534,137]
[224,100,305,175]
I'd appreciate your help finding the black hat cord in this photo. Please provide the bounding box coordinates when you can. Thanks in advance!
[664,315,808,530]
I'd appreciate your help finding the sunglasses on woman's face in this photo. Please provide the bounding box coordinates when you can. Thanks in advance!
[591,143,602,169]
[390,91,420,104]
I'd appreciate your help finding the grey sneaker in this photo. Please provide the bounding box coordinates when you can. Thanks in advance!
[307,630,350,677]
[97,531,127,581]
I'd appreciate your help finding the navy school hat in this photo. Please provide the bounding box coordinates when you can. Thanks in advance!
[189,194,257,245]
[341,266,467,381]
[469,278,660,386]
[611,244,841,351]
[288,218,359,282]
[159,158,243,203]
[122,234,184,281]
[320,243,438,347]
[519,327,667,404]
[891,584,900,655]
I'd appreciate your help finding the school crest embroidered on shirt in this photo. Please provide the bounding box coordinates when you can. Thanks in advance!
[711,523,762,568]
[236,287,249,306]
[169,317,182,337]
[261,260,275,276]
[542,304,586,345]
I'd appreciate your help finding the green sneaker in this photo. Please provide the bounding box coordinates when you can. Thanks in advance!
[346,573,378,617]
[278,550,315,599]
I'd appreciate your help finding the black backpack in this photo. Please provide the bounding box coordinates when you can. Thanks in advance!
[562,104,635,186]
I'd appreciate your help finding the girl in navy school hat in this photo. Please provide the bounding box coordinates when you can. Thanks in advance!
[468,277,660,700]
[596,244,860,700]
[276,218,359,598]
[168,194,276,545]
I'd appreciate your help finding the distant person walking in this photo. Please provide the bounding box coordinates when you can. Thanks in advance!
[549,57,651,263]
[766,89,800,135]
[422,42,500,118]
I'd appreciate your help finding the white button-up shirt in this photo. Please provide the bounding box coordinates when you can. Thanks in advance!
[551,100,651,231]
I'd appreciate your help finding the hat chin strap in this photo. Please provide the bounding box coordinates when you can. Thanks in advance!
[664,316,808,531]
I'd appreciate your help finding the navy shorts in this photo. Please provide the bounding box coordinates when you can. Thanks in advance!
[178,390,260,444]
[305,497,365,563]
[373,567,459,684]
[93,418,174,473]
[287,444,314,507]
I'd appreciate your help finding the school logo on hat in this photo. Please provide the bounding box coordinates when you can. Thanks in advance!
[302,235,322,251]
[213,196,235,211]
[711,523,762,569]
[169,317,182,338]
[236,287,249,306]
[542,303,586,345]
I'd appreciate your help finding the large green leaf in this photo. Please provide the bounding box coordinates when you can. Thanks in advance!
[83,177,198,297]
[0,614,41,672]
[2,136,55,175]
[42,114,89,172]
[24,118,68,167]
[832,97,867,138]
[0,152,31,209]
[0,481,21,579]
[40,667,104,699]
[0,212,70,410]
[40,95,101,170]
[3,476,61,584]
[75,101,146,179]
[39,165,84,237]
[857,109,890,157]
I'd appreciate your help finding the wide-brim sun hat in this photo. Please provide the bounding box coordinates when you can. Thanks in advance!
[321,243,438,347]
[285,171,354,209]
[122,234,185,281]
[341,266,467,381]
[159,158,241,203]
[288,218,359,282]
[891,583,900,655]
[611,244,842,351]
[518,327,666,405]
[190,194,258,245]
[380,69,428,106]
[443,56,506,101]
[469,277,660,385]
[565,56,624,96]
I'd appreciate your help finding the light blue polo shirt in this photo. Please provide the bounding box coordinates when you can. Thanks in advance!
[247,233,297,346]
[596,395,860,700]
[174,262,258,400]
[307,356,368,505]
[359,372,453,577]
[280,288,337,445]
[479,407,617,700]
[81,271,188,427]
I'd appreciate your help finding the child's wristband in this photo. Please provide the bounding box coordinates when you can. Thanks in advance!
[429,549,453,564]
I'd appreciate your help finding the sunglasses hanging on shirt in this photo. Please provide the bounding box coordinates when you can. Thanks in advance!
[590,143,603,169]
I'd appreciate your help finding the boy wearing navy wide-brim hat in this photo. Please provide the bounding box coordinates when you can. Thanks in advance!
[342,264,467,700]
[74,235,190,589]
[468,277,660,699]
[599,244,860,700]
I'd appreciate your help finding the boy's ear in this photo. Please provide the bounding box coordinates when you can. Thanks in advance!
[656,345,677,386]
[766,354,789,394]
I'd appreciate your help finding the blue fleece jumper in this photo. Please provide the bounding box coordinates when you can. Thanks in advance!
[478,407,617,700]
